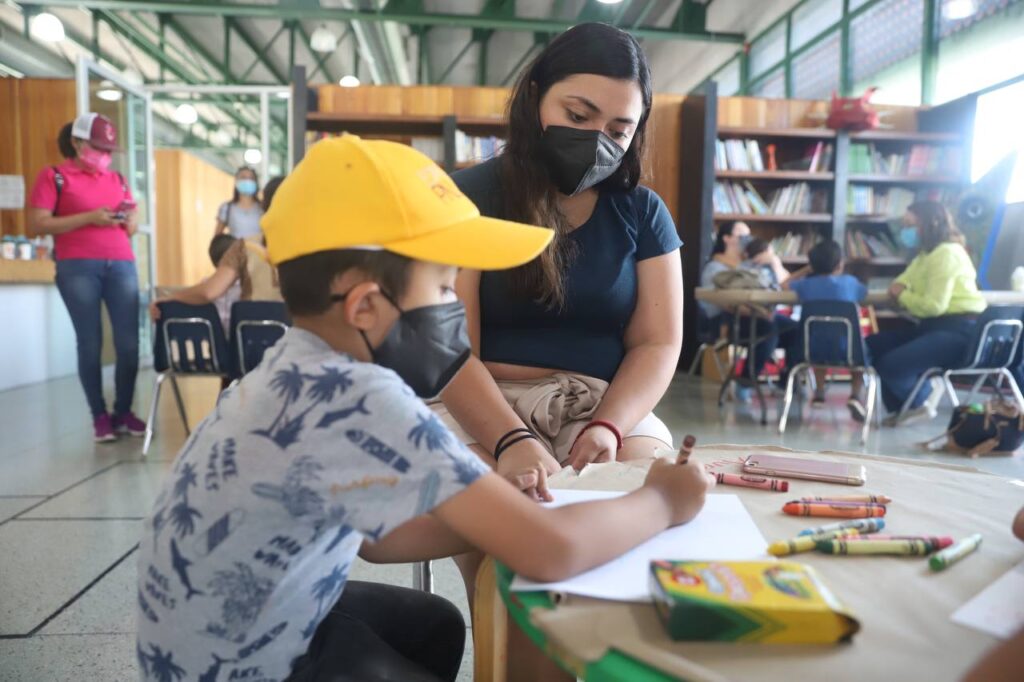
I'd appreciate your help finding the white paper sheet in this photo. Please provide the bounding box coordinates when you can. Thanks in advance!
[951,560,1024,639]
[509,489,770,602]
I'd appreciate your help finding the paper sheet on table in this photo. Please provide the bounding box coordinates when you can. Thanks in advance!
[509,489,769,602]
[951,559,1024,639]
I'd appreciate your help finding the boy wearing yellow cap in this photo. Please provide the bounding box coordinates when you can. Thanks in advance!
[136,136,713,682]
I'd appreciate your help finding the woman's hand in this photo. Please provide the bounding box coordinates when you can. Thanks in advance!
[122,207,138,236]
[567,424,619,471]
[501,464,552,503]
[87,207,116,226]
[148,299,164,322]
[495,438,560,502]
[888,282,907,299]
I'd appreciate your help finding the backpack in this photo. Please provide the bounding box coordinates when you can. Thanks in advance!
[925,398,1024,457]
[711,268,766,290]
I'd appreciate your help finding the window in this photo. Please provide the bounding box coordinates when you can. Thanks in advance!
[936,0,1024,103]
[750,68,786,99]
[713,58,742,96]
[793,30,840,99]
[850,0,924,105]
[791,0,843,50]
[972,78,1024,203]
[749,22,786,78]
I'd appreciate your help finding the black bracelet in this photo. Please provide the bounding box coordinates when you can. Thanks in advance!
[494,433,539,460]
[494,427,532,455]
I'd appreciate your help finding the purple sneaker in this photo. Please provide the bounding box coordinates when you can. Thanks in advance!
[113,412,147,437]
[94,414,117,443]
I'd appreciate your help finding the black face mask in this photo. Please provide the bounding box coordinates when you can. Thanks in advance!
[332,291,471,399]
[540,125,626,196]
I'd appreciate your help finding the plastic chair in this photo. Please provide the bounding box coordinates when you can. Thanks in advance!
[688,307,730,376]
[229,301,290,379]
[778,300,880,443]
[143,302,230,456]
[898,305,1024,418]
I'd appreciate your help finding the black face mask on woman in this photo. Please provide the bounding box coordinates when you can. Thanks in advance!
[332,290,471,399]
[540,126,626,196]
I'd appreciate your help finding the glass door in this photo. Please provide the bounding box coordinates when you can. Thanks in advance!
[76,58,156,359]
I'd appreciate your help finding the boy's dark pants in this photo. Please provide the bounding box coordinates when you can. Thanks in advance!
[287,581,466,682]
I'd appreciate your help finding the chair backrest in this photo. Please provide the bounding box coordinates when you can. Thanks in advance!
[964,305,1024,370]
[153,302,229,375]
[799,300,867,367]
[229,301,291,378]
[694,304,723,344]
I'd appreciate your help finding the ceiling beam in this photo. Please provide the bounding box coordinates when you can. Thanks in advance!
[29,0,745,44]
[227,17,288,84]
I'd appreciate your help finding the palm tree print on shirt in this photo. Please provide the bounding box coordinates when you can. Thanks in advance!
[301,562,350,639]
[137,642,187,682]
[252,363,363,449]
[169,463,202,538]
[204,562,276,643]
[408,412,480,485]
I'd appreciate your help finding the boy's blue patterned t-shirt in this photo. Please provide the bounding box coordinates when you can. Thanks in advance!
[135,327,489,682]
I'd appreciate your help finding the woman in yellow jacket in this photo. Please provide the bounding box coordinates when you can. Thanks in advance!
[867,200,986,423]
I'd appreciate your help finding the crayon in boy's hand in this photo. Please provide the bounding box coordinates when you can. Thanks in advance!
[768,529,860,556]
[677,435,696,464]
[799,518,885,536]
[799,494,892,504]
[783,501,886,518]
[817,539,933,555]
[717,473,789,491]
[929,534,983,571]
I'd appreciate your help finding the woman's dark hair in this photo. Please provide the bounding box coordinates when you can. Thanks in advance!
[230,166,261,204]
[262,175,285,213]
[711,221,740,255]
[908,200,965,253]
[57,122,77,159]
[808,239,842,275]
[209,234,238,267]
[278,249,413,317]
[500,22,653,308]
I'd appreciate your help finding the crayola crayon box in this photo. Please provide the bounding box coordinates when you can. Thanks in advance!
[649,560,860,644]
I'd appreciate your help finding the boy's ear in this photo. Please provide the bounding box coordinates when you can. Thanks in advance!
[334,278,383,331]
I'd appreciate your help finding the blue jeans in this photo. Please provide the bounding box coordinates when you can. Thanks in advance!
[725,314,800,377]
[867,316,976,414]
[55,259,140,418]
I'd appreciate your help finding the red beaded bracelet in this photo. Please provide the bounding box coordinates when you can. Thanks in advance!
[574,420,623,451]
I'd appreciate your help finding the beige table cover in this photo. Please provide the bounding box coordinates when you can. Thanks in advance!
[530,445,1024,682]
[694,287,1024,309]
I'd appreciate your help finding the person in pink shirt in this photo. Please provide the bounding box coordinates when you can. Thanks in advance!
[27,113,145,443]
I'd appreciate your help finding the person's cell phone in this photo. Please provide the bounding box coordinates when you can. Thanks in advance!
[742,453,867,486]
[113,200,137,221]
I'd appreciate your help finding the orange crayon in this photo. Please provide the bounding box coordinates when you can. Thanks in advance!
[782,501,887,518]
[716,473,789,492]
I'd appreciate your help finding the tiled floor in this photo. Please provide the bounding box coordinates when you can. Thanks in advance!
[1,369,1021,681]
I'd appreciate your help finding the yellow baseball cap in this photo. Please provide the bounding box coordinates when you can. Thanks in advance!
[262,135,552,269]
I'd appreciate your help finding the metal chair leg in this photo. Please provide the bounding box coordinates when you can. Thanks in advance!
[413,560,433,593]
[897,369,938,419]
[169,375,190,436]
[778,363,807,434]
[862,371,878,444]
[942,371,960,407]
[1000,369,1024,410]
[688,344,709,375]
[965,374,988,405]
[142,373,167,456]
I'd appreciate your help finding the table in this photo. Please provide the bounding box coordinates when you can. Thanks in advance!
[497,446,1024,682]
[693,289,1024,424]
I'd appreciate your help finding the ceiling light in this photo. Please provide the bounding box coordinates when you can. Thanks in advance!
[275,90,291,99]
[244,148,263,165]
[96,80,123,102]
[310,25,338,53]
[339,75,360,88]
[30,12,65,42]
[596,0,624,4]
[173,103,199,125]
[943,0,975,20]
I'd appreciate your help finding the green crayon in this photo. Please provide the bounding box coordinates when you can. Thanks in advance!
[929,534,983,571]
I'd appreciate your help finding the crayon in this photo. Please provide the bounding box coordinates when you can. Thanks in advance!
[716,473,789,492]
[844,535,954,550]
[768,529,860,556]
[799,494,892,504]
[929,534,983,571]
[783,502,886,518]
[816,538,933,555]
[677,435,696,464]
[798,518,886,536]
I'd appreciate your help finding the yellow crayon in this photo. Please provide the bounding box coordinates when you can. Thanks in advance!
[768,529,861,556]
[817,538,933,555]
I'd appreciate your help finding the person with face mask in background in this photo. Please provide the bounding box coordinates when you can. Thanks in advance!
[27,114,145,443]
[867,200,987,425]
[214,166,264,242]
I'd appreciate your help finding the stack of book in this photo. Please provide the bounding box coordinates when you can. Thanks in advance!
[849,143,962,177]
[847,187,916,216]
[845,228,900,259]
[780,141,834,172]
[714,182,819,215]
[715,139,765,171]
[455,132,504,163]
[770,232,818,258]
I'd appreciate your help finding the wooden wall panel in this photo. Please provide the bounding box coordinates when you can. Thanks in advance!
[452,87,509,118]
[0,79,76,236]
[717,96,918,131]
[318,85,509,119]
[646,94,686,229]
[155,150,235,287]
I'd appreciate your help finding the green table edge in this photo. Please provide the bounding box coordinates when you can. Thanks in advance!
[495,562,685,682]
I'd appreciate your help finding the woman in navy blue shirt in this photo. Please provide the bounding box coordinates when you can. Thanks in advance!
[434,23,684,490]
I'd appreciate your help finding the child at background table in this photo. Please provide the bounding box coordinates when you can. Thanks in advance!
[785,240,869,420]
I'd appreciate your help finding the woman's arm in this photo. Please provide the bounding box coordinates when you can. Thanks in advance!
[897,249,958,317]
[569,250,683,468]
[27,207,109,237]
[440,269,562,477]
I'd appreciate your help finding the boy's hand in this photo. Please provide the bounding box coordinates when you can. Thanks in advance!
[643,458,716,526]
[501,464,553,503]
[568,425,618,471]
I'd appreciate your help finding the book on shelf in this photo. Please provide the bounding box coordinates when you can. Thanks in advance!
[849,143,962,177]
[714,181,825,215]
[770,232,818,258]
[715,138,832,173]
[779,141,834,172]
[845,227,901,260]
[846,186,955,217]
[454,131,504,163]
